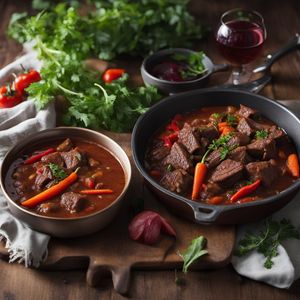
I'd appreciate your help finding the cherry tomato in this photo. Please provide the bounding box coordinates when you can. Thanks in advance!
[102,68,125,83]
[14,69,42,94]
[0,86,23,108]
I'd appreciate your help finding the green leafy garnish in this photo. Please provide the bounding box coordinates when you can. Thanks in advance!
[173,51,207,79]
[207,133,236,160]
[48,163,67,181]
[255,130,268,139]
[178,236,208,273]
[235,218,300,269]
[226,114,238,126]
[211,113,221,119]
[7,1,207,132]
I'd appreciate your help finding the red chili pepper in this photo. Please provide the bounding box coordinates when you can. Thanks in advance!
[162,132,178,148]
[24,148,56,165]
[102,68,125,83]
[230,179,261,203]
[166,114,182,132]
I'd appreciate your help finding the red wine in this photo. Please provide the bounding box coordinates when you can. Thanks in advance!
[216,20,265,65]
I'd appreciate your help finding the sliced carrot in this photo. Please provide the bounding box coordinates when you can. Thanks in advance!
[287,153,300,178]
[80,189,113,195]
[21,170,78,208]
[218,122,229,132]
[221,125,235,136]
[191,162,207,200]
[207,196,224,205]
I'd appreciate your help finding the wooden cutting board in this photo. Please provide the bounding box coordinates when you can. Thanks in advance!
[0,131,235,294]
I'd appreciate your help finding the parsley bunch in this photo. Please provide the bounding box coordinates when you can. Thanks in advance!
[235,218,300,269]
[7,1,206,132]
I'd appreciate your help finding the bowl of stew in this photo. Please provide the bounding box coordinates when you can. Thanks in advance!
[132,88,300,224]
[0,127,131,237]
[141,48,228,95]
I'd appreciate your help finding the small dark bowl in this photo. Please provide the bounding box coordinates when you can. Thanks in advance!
[131,88,300,225]
[0,127,132,238]
[141,48,228,94]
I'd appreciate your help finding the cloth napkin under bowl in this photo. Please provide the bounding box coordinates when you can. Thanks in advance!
[0,51,55,267]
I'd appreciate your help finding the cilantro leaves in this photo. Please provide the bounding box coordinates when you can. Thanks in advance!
[255,130,268,139]
[48,163,67,182]
[235,218,300,269]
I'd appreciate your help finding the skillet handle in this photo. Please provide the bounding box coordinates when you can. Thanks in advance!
[212,63,229,73]
[189,203,223,224]
[253,33,300,73]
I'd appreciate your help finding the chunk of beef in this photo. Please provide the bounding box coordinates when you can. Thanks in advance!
[237,117,270,136]
[246,160,279,187]
[198,126,219,141]
[238,105,258,119]
[247,138,277,160]
[35,165,53,190]
[147,141,170,163]
[178,123,202,154]
[61,149,84,171]
[237,118,255,136]
[210,159,244,187]
[206,149,222,169]
[57,138,73,152]
[228,146,252,164]
[160,169,192,194]
[227,132,250,147]
[38,202,59,214]
[268,126,288,145]
[41,152,64,167]
[164,142,193,172]
[60,192,86,213]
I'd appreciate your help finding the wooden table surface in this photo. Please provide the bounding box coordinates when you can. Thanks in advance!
[1,0,300,299]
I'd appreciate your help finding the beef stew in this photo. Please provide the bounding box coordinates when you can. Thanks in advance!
[145,105,299,205]
[5,138,125,218]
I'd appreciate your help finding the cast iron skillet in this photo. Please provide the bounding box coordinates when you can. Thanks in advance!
[131,89,300,224]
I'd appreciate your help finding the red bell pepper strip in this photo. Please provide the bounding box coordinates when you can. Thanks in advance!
[24,148,56,165]
[162,132,178,148]
[230,179,261,203]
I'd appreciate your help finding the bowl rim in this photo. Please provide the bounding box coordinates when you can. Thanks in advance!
[0,126,132,221]
[131,88,300,213]
[141,47,213,86]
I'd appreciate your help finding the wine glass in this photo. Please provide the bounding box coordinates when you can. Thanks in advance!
[215,9,266,85]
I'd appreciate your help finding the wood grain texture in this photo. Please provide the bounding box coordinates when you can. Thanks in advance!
[1,0,300,299]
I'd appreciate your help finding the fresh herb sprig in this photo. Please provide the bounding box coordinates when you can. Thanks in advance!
[173,51,207,79]
[48,163,67,182]
[235,218,300,269]
[255,130,268,139]
[178,236,208,273]
[208,133,235,160]
[226,114,238,127]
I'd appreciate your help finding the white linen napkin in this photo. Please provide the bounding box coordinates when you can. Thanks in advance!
[232,100,300,289]
[0,51,55,267]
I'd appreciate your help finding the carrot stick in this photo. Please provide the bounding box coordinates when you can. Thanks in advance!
[80,189,113,195]
[21,170,79,208]
[207,196,224,205]
[287,153,300,178]
[191,162,207,200]
[221,125,235,136]
[230,179,261,203]
[218,122,229,132]
[24,148,55,165]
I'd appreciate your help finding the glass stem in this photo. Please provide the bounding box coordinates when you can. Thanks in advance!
[232,65,246,85]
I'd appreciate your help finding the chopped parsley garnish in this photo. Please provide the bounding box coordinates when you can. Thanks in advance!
[207,133,236,160]
[48,163,67,182]
[226,114,238,126]
[255,130,268,139]
[235,218,300,269]
[211,113,221,119]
